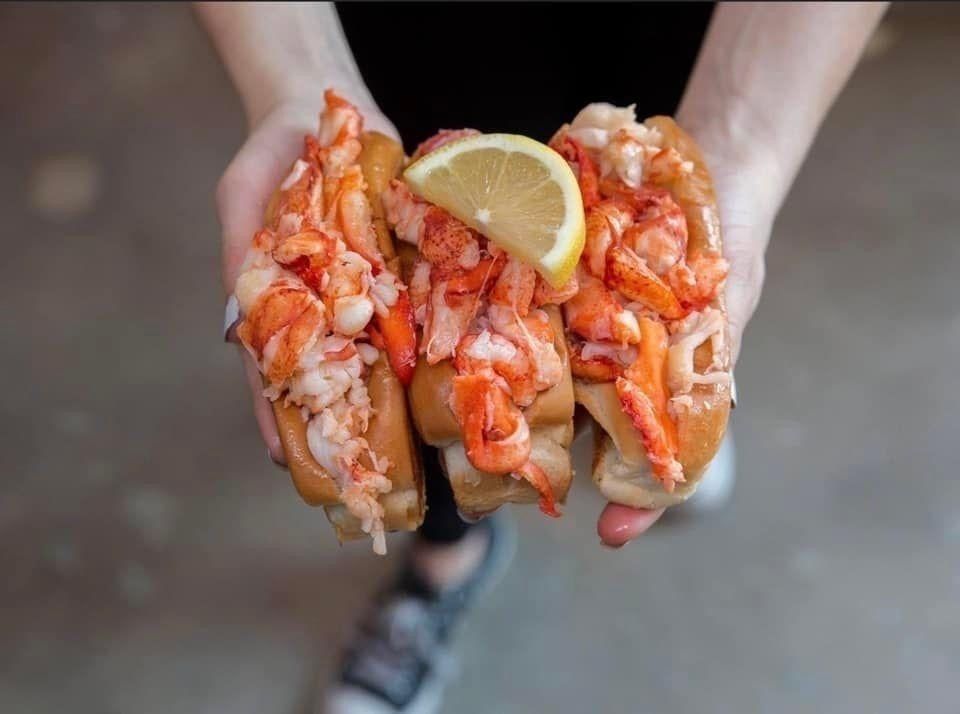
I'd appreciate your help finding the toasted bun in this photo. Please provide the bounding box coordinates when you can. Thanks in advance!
[408,306,574,443]
[441,423,573,520]
[406,294,575,513]
[272,131,424,539]
[582,116,731,508]
[576,379,728,508]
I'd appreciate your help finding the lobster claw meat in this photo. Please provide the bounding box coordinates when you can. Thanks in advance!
[449,374,532,475]
[666,252,729,313]
[512,461,561,518]
[550,133,601,209]
[606,244,687,320]
[616,317,683,490]
[374,288,417,386]
[442,254,506,295]
[569,341,624,383]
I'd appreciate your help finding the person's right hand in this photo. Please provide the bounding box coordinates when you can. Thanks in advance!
[596,137,775,547]
[217,92,398,465]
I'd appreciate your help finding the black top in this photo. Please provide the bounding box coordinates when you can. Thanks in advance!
[336,2,714,148]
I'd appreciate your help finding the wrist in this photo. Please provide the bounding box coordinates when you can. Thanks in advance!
[242,69,371,131]
[243,74,398,144]
[198,2,375,132]
[677,97,785,226]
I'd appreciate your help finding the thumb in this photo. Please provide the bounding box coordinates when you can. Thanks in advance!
[216,108,316,295]
[722,221,768,367]
[357,103,401,144]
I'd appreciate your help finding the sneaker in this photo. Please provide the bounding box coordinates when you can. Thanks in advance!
[322,514,516,714]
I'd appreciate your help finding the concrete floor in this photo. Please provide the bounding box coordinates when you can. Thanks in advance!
[1,4,958,713]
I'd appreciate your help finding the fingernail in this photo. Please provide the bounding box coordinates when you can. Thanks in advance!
[600,540,626,550]
[608,521,637,541]
[457,509,481,524]
[730,375,738,410]
[268,449,287,469]
[223,295,240,343]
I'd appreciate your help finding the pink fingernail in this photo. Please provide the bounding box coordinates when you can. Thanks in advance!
[600,540,626,550]
[223,295,240,343]
[457,510,482,524]
[268,449,287,469]
[609,522,636,539]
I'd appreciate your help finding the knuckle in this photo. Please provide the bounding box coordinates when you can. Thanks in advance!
[216,150,256,218]
[728,252,766,303]
[724,250,765,345]
[727,244,765,285]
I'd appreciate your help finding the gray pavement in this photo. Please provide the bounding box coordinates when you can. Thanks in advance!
[1,4,958,713]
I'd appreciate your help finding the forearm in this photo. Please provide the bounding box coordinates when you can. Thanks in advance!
[193,1,369,126]
[678,1,888,215]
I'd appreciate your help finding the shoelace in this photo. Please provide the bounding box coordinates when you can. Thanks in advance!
[347,596,444,703]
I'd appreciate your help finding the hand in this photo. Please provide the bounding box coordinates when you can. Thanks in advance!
[217,93,398,464]
[596,141,775,547]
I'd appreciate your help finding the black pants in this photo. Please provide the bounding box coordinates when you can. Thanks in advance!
[417,445,473,544]
[337,2,713,146]
[338,2,713,544]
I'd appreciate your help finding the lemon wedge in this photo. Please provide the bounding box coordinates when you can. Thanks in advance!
[403,133,585,288]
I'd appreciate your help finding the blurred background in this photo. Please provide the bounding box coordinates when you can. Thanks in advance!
[1,3,958,713]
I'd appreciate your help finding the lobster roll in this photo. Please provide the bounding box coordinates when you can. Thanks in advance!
[381,131,576,520]
[233,90,424,554]
[552,104,732,509]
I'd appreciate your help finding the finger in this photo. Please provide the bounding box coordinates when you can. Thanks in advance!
[217,135,307,294]
[223,294,241,343]
[217,102,398,294]
[357,104,401,143]
[456,509,483,525]
[238,347,286,466]
[597,503,665,547]
[217,104,321,293]
[721,224,767,367]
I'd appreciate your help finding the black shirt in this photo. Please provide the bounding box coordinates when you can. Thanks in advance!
[336,2,714,148]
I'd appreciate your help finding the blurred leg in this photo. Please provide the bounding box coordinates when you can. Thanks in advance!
[323,447,515,714]
[410,446,492,594]
[416,446,473,544]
